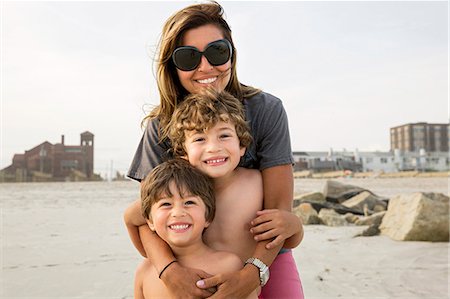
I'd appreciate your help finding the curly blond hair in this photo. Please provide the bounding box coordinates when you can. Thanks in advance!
[167,88,252,157]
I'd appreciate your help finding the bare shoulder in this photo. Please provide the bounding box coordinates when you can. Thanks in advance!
[235,167,262,185]
[135,259,153,278]
[134,259,153,298]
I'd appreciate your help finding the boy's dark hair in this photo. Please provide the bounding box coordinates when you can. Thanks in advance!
[141,159,215,223]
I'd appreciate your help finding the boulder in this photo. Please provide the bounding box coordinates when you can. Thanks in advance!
[318,208,349,226]
[355,211,386,226]
[373,204,387,213]
[380,192,449,242]
[303,200,364,215]
[342,191,387,214]
[354,224,381,237]
[344,213,360,224]
[293,192,325,208]
[322,180,369,203]
[293,203,321,225]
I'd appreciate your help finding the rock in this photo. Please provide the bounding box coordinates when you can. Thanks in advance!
[344,213,360,224]
[302,200,364,215]
[293,192,325,208]
[322,180,370,203]
[342,191,387,214]
[355,211,386,226]
[318,208,349,226]
[380,192,449,242]
[373,204,387,213]
[354,224,381,237]
[362,224,380,236]
[293,203,321,225]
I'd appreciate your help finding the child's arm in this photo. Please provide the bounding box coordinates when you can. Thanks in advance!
[251,209,303,249]
[123,199,147,257]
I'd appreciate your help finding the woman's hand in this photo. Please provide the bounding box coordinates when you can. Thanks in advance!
[250,209,303,249]
[161,262,214,299]
[196,264,260,298]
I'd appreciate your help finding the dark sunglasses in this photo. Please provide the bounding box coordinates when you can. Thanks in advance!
[172,39,233,71]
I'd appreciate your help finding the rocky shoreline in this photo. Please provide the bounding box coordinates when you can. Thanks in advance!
[294,180,449,242]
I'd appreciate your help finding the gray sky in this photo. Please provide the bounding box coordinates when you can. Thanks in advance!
[1,1,448,176]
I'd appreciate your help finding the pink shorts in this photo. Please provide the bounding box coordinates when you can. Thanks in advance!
[259,250,304,299]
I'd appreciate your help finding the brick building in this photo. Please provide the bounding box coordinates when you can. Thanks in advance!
[390,122,449,153]
[1,131,95,182]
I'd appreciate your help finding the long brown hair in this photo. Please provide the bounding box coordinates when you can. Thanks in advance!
[145,1,260,134]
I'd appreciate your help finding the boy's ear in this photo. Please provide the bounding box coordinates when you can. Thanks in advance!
[204,221,211,228]
[146,219,156,231]
[239,146,246,157]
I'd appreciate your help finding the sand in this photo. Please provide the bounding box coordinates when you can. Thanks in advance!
[1,180,449,298]
[295,226,448,299]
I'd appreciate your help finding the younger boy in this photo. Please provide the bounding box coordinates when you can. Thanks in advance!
[134,158,257,299]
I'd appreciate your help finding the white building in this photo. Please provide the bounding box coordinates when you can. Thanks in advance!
[293,149,449,173]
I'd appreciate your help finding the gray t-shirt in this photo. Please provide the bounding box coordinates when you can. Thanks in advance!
[127,91,294,181]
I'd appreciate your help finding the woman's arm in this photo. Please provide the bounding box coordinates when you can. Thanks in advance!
[198,164,297,297]
[124,199,147,257]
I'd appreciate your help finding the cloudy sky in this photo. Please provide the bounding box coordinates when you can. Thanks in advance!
[1,1,448,176]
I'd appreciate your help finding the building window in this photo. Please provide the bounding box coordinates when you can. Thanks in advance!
[380,158,388,163]
[65,148,82,153]
[61,160,78,170]
[431,158,440,164]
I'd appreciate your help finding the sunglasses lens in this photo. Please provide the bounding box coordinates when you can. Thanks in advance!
[204,40,231,66]
[172,40,232,71]
[173,48,202,71]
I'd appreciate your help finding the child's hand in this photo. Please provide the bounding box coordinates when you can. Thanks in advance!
[250,209,302,249]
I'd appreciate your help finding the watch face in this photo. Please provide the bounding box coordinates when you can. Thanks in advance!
[261,268,270,286]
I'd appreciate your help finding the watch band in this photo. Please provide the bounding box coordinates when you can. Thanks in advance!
[245,257,270,286]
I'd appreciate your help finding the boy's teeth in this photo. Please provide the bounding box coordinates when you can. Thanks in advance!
[170,224,189,230]
[197,77,217,84]
[207,158,226,164]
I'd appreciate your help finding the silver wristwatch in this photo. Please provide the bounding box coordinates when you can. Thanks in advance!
[245,257,270,286]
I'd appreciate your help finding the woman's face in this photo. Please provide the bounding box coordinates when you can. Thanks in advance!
[176,24,232,94]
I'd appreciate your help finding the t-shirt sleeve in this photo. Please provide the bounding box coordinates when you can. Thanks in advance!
[254,95,294,170]
[127,118,171,182]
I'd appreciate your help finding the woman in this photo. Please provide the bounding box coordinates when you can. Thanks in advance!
[128,1,304,298]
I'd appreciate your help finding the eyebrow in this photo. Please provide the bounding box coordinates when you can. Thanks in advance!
[216,126,235,131]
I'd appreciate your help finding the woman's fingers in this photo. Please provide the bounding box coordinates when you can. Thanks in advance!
[197,273,223,290]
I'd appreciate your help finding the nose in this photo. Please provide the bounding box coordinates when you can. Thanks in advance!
[197,55,213,72]
[206,138,222,153]
[171,203,187,217]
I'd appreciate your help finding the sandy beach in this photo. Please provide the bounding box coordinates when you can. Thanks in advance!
[1,178,448,298]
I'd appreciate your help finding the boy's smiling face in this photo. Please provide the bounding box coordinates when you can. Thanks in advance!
[183,120,245,179]
[148,181,209,248]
